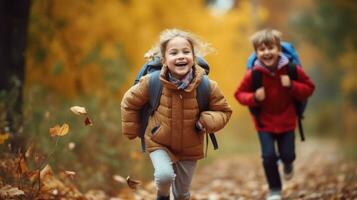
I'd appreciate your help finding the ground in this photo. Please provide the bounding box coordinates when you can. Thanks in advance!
[190,139,357,200]
[1,139,356,200]
[121,139,357,200]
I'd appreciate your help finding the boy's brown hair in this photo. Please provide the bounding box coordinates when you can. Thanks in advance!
[250,29,282,51]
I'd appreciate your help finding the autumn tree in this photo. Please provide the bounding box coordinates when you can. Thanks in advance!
[0,0,30,150]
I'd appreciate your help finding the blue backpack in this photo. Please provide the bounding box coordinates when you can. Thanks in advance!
[134,57,218,152]
[246,42,307,141]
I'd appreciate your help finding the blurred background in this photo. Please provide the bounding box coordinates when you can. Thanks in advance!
[1,0,356,195]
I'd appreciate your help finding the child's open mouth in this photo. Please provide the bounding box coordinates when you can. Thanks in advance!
[175,63,188,67]
[262,56,274,63]
[263,55,273,60]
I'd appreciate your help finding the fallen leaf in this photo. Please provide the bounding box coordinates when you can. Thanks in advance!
[26,170,40,182]
[85,190,107,200]
[126,176,141,190]
[49,123,69,137]
[17,154,28,174]
[40,164,53,179]
[0,133,10,144]
[0,185,25,197]
[25,143,34,158]
[84,117,93,126]
[70,106,87,115]
[64,170,76,179]
[113,175,126,184]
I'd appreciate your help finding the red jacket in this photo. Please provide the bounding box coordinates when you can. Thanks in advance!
[234,63,315,134]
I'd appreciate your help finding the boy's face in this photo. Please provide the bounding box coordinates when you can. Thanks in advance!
[163,36,195,79]
[256,43,281,69]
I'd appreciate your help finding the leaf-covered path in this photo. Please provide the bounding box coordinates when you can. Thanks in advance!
[190,139,357,200]
[115,139,356,200]
[1,139,356,200]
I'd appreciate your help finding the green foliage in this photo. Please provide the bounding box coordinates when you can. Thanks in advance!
[295,0,357,58]
[293,0,357,142]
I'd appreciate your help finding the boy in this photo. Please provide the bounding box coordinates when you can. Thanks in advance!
[234,29,315,200]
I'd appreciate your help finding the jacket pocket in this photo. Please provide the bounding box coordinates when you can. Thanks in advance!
[150,124,171,146]
[151,124,161,136]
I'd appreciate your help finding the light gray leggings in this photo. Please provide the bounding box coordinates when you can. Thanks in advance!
[149,150,197,200]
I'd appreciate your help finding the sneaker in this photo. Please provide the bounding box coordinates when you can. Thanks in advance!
[283,163,294,181]
[267,191,282,200]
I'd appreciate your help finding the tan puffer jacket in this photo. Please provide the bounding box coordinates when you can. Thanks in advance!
[121,65,232,162]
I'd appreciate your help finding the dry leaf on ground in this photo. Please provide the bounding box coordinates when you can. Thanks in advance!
[64,170,76,179]
[126,176,141,190]
[0,185,25,198]
[26,170,40,182]
[40,164,53,179]
[25,143,34,158]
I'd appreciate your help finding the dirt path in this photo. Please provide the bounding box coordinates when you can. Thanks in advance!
[190,139,357,200]
[2,139,355,199]
[118,139,356,199]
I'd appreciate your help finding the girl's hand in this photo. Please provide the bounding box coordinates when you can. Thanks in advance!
[195,121,205,133]
[281,75,291,88]
[255,87,265,101]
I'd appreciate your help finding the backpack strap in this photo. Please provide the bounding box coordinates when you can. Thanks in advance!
[197,75,218,150]
[139,71,162,152]
[148,70,163,114]
[249,69,264,127]
[197,75,210,111]
[287,62,298,80]
[287,62,306,141]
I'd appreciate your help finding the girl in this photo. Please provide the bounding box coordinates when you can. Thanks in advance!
[121,29,232,200]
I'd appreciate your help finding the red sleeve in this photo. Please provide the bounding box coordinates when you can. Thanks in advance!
[234,70,259,107]
[290,67,315,101]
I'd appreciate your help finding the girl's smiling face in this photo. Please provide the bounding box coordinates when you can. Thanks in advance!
[163,36,195,79]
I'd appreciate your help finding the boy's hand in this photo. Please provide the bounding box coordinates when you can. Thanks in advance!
[281,75,291,88]
[255,87,265,101]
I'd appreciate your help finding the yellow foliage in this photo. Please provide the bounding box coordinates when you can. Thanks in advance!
[26,0,266,113]
[339,49,357,95]
[0,133,10,144]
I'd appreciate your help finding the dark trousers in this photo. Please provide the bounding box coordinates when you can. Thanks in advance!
[258,131,296,191]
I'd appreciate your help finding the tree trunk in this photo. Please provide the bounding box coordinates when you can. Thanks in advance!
[0,0,30,151]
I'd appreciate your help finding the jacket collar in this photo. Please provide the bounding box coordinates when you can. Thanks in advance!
[253,53,289,73]
[160,64,206,92]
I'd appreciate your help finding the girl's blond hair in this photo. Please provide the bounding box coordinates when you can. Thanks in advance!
[250,29,282,50]
[144,29,214,61]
